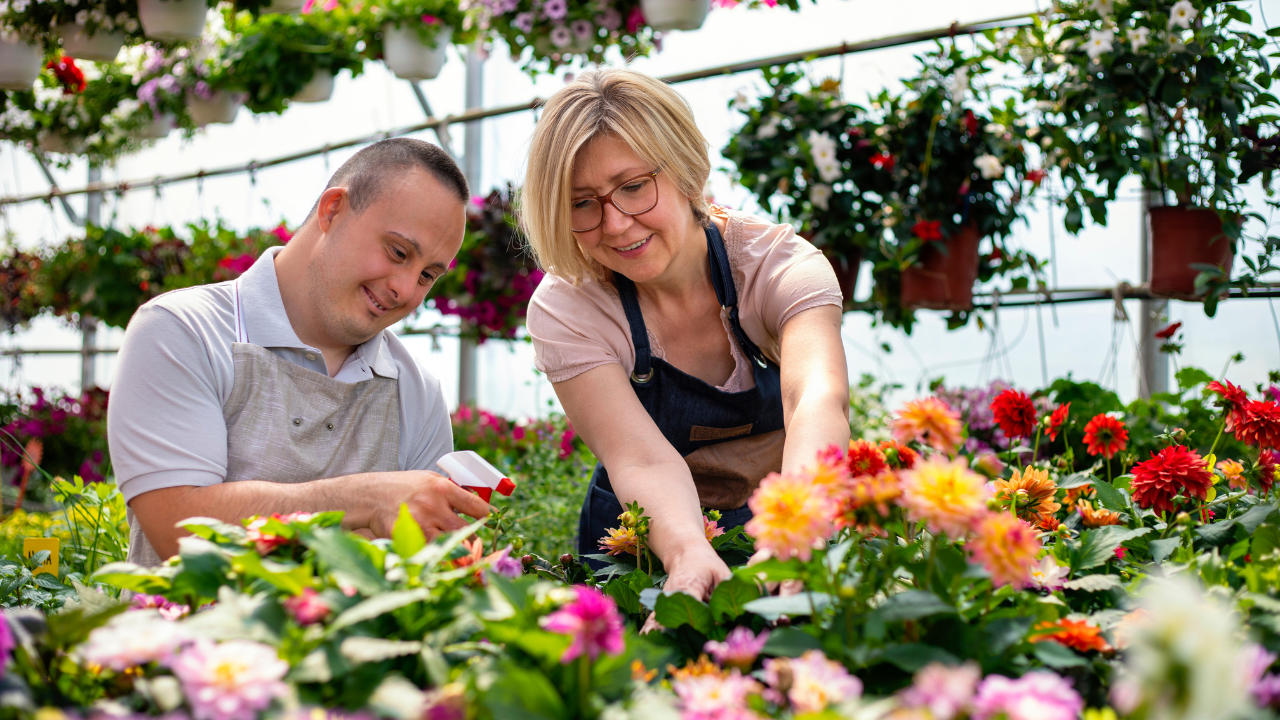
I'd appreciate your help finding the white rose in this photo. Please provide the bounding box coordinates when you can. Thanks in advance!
[974,154,1004,180]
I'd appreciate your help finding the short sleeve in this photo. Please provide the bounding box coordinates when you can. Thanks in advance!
[399,355,454,473]
[108,304,228,503]
[527,276,635,383]
[738,215,843,334]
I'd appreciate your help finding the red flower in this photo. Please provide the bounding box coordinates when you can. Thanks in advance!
[1256,449,1277,494]
[963,109,979,136]
[1130,445,1214,515]
[844,439,888,477]
[869,153,895,171]
[991,389,1037,441]
[1045,403,1070,442]
[1154,322,1182,339]
[912,220,943,242]
[1082,414,1128,459]
[878,439,917,469]
[1208,380,1249,431]
[46,57,86,94]
[1025,169,1047,185]
[1233,400,1280,449]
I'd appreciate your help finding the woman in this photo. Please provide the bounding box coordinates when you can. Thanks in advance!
[522,68,850,599]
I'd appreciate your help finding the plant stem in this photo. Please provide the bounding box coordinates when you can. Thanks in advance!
[578,656,592,720]
[1207,416,1227,458]
[1106,456,1113,484]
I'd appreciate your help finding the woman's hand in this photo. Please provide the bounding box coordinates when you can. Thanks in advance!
[663,543,732,601]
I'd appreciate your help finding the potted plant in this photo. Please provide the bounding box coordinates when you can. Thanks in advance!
[0,249,45,332]
[363,0,473,81]
[221,10,364,112]
[1018,0,1278,309]
[472,0,657,76]
[864,44,1043,330]
[169,36,246,126]
[722,65,892,307]
[0,1,142,67]
[137,0,213,40]
[429,187,545,341]
[0,33,41,90]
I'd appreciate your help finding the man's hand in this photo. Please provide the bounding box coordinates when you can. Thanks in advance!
[366,471,492,540]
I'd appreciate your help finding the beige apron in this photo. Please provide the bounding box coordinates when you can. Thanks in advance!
[126,281,401,566]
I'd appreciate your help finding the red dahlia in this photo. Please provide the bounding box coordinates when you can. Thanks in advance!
[1256,449,1277,494]
[844,439,888,477]
[1207,380,1249,431]
[1233,400,1280,449]
[878,439,918,469]
[1082,414,1128,459]
[991,389,1037,441]
[1130,445,1214,515]
[1045,402,1071,442]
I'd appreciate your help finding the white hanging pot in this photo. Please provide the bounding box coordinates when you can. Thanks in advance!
[186,91,241,126]
[639,0,709,31]
[261,0,306,12]
[37,131,86,155]
[138,0,209,41]
[382,23,451,81]
[133,112,175,140]
[0,36,42,91]
[291,69,334,103]
[56,24,125,62]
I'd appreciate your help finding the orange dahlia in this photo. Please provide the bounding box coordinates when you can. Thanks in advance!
[1045,403,1070,441]
[1130,445,1214,515]
[993,467,1061,527]
[968,512,1041,589]
[991,389,1037,441]
[704,517,725,542]
[1063,485,1096,510]
[600,526,639,556]
[844,439,888,477]
[1082,414,1128,459]
[1217,459,1246,491]
[1031,619,1112,653]
[1233,400,1280,449]
[1077,502,1122,528]
[745,472,835,561]
[893,397,963,455]
[879,439,919,469]
[832,470,902,534]
[900,458,991,538]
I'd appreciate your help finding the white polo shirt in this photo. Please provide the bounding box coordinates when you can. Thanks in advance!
[108,246,453,503]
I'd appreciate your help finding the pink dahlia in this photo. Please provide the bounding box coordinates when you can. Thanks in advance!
[704,627,769,670]
[80,613,192,671]
[971,671,1083,720]
[764,650,862,714]
[539,585,625,663]
[169,640,288,720]
[898,661,981,720]
[283,588,331,626]
[968,513,1042,590]
[674,670,762,717]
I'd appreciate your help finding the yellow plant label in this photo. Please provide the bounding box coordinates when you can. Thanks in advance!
[23,537,59,576]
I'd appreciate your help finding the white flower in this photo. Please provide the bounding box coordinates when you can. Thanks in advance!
[1168,0,1196,29]
[1128,26,1151,50]
[756,115,780,139]
[815,159,841,183]
[947,67,969,100]
[1028,556,1069,590]
[809,183,833,211]
[974,154,1004,180]
[1086,28,1115,61]
[1091,0,1114,18]
[731,91,751,112]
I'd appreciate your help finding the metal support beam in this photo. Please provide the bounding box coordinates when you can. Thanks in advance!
[457,45,485,409]
[408,82,455,156]
[80,165,103,392]
[1136,191,1168,399]
[31,152,82,226]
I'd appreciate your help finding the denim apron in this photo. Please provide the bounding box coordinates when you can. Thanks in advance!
[578,222,786,561]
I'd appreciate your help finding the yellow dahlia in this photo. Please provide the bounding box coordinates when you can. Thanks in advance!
[994,467,1061,527]
[968,512,1041,589]
[599,526,639,556]
[893,397,963,455]
[900,458,991,538]
[745,471,835,561]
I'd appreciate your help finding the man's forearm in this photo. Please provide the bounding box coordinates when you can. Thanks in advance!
[129,473,383,560]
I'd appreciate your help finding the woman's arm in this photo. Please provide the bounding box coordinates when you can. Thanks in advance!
[553,364,730,599]
[779,305,851,472]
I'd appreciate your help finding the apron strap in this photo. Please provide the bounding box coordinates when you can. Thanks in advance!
[705,223,769,369]
[232,280,247,343]
[614,275,654,383]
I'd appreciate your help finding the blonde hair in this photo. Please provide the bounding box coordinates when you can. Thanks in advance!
[520,68,711,286]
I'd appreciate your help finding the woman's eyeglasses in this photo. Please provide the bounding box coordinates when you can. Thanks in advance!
[570,170,661,233]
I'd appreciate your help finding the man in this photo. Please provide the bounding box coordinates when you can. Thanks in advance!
[108,138,490,565]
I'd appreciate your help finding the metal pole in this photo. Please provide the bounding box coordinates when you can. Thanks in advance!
[457,45,484,408]
[80,165,102,392]
[1137,190,1168,399]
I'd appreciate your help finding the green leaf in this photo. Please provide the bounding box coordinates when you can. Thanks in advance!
[760,627,823,657]
[883,643,960,672]
[603,578,641,616]
[232,552,311,595]
[734,556,803,583]
[339,637,424,664]
[329,588,430,633]
[984,617,1034,656]
[391,504,427,559]
[1177,367,1214,390]
[1253,525,1280,559]
[1090,478,1129,513]
[305,527,388,596]
[655,592,713,635]
[1033,640,1087,668]
[1149,536,1183,565]
[482,661,567,720]
[872,590,956,623]
[710,576,760,622]
[1073,526,1150,571]
[172,536,232,600]
[90,563,172,595]
[178,517,248,543]
[1057,472,1095,490]
[743,593,834,622]
[1237,503,1278,534]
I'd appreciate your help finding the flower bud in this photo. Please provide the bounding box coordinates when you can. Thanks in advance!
[511,537,524,552]
[619,512,637,528]
[559,553,574,567]
[1176,512,1193,527]
[520,554,534,567]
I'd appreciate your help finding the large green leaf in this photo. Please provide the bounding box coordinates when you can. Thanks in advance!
[744,593,835,622]
[1057,472,1095,490]
[1149,536,1183,565]
[760,626,823,657]
[483,661,568,720]
[883,643,960,672]
[339,637,424,664]
[984,616,1034,656]
[603,578,641,616]
[1090,478,1129,513]
[232,552,311,595]
[655,592,713,635]
[391,504,427,559]
[1253,525,1280,559]
[1072,526,1150,571]
[1033,640,1088,668]
[710,576,760,623]
[171,536,232,600]
[872,590,956,623]
[305,527,388,596]
[329,588,430,633]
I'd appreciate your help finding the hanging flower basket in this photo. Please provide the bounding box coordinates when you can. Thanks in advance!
[639,0,709,31]
[290,69,334,103]
[56,23,125,63]
[899,225,981,312]
[36,130,87,155]
[138,0,210,41]
[1149,205,1235,300]
[0,36,42,91]
[186,91,242,126]
[382,23,451,81]
[132,111,175,140]
[262,0,307,12]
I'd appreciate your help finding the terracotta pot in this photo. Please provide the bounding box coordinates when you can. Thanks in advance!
[382,23,450,81]
[823,248,862,304]
[640,0,709,31]
[1149,205,1234,300]
[899,225,981,312]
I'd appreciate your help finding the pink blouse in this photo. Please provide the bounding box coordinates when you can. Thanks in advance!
[527,207,843,392]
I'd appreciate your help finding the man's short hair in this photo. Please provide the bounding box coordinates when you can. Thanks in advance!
[309,138,469,219]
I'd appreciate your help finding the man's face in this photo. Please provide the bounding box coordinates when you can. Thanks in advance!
[308,168,466,347]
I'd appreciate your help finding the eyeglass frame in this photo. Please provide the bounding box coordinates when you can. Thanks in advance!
[569,169,662,233]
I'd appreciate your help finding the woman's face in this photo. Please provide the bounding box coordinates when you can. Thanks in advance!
[570,133,700,285]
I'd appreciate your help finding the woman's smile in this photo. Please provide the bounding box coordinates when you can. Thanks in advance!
[612,234,652,258]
